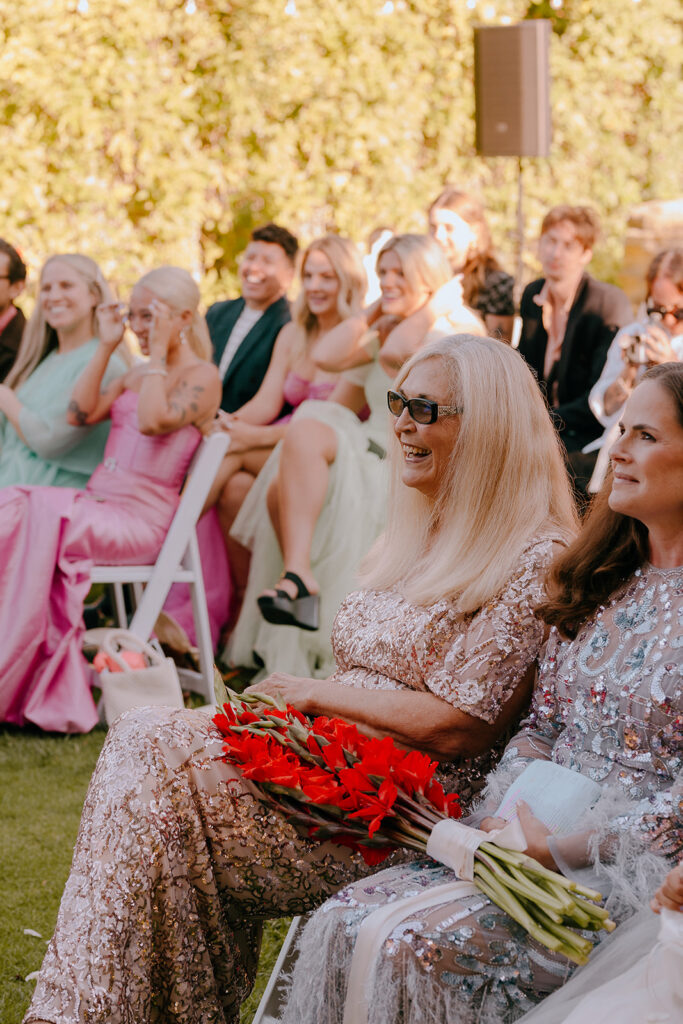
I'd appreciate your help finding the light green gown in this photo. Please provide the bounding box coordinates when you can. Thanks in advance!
[226,357,391,679]
[0,339,127,489]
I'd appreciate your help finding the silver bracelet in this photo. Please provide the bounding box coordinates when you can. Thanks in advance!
[138,367,168,378]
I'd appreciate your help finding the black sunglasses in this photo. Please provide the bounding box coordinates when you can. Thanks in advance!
[387,390,462,425]
[646,302,683,322]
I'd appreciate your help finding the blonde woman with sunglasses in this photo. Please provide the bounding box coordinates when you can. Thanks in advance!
[23,335,578,1024]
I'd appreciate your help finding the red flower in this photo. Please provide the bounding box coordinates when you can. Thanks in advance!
[299,766,349,806]
[390,749,438,797]
[319,740,349,772]
[312,716,368,756]
[424,779,460,818]
[347,778,398,836]
[333,835,393,866]
[242,749,303,789]
[285,703,309,726]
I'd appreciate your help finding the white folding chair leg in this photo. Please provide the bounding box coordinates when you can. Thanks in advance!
[186,533,216,705]
[112,582,127,627]
[252,915,306,1024]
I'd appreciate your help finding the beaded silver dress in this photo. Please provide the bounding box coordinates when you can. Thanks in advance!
[280,564,682,1024]
[22,536,559,1024]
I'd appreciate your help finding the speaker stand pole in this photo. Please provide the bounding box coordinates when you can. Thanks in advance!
[515,156,524,306]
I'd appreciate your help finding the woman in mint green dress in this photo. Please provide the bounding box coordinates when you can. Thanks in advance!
[0,254,126,488]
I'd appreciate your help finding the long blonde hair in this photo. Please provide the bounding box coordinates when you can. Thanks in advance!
[6,254,113,389]
[359,335,578,611]
[289,236,366,357]
[135,267,211,360]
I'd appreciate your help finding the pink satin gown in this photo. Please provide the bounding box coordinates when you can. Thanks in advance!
[0,391,207,733]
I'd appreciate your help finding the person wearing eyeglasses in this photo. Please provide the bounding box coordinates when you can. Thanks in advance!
[583,248,683,493]
[0,267,221,734]
[22,336,577,1024]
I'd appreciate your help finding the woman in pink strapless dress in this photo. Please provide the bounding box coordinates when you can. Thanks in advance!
[0,268,221,733]
[204,235,369,610]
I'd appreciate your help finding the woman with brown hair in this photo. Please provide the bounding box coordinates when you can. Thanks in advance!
[281,362,682,1024]
[428,187,515,342]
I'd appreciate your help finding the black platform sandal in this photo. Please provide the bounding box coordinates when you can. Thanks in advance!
[257,571,320,631]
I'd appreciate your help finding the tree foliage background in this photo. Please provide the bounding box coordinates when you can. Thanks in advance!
[1,0,680,304]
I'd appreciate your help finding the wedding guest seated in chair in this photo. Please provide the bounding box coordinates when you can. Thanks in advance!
[0,267,221,734]
[204,234,368,616]
[22,334,577,1024]
[226,234,483,679]
[0,254,127,488]
[281,363,682,1024]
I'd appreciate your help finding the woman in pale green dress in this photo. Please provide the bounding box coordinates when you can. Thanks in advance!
[0,254,126,488]
[226,234,483,678]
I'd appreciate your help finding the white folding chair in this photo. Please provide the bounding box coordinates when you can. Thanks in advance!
[251,915,307,1024]
[90,431,230,704]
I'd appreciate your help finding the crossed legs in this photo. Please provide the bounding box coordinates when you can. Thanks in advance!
[263,418,338,601]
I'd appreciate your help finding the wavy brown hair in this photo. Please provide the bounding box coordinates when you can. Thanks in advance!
[537,362,683,638]
[427,189,503,308]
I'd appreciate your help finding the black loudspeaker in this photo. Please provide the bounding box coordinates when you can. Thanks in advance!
[474,20,551,157]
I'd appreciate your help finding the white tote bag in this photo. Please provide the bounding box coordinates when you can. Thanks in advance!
[96,630,185,726]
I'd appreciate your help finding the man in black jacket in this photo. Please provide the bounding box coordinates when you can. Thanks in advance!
[0,239,27,383]
[518,206,632,466]
[206,223,298,413]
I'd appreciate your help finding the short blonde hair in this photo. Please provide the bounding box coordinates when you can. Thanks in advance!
[6,254,112,389]
[377,233,452,301]
[135,267,211,361]
[360,334,578,611]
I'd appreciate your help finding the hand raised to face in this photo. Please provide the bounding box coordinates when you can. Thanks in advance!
[96,302,126,350]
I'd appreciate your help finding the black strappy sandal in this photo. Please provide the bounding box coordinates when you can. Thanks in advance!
[257,571,320,631]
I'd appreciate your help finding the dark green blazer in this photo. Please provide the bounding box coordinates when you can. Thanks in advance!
[0,305,26,383]
[206,296,291,413]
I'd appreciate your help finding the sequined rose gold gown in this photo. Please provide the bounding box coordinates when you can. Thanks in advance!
[280,564,682,1024]
[23,535,560,1024]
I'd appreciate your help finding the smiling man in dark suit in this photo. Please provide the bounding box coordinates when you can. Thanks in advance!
[207,223,298,413]
[518,206,632,471]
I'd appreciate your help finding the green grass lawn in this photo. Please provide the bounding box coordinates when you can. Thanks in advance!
[0,725,286,1024]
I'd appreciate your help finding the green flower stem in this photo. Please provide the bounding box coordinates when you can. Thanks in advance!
[472,866,565,955]
[526,902,593,964]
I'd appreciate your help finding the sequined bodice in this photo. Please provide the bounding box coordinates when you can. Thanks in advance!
[329,534,561,724]
[89,390,202,492]
[530,565,682,799]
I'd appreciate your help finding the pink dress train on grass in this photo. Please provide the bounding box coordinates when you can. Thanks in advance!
[0,390,206,734]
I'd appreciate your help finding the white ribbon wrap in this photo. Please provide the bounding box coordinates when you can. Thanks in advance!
[342,817,528,1024]
[426,816,527,881]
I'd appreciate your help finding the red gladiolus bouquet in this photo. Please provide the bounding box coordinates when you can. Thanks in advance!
[213,689,461,866]
[213,690,615,963]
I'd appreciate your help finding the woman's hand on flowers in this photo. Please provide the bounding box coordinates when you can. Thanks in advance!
[97,303,126,350]
[651,861,683,914]
[516,801,557,869]
[245,673,317,714]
